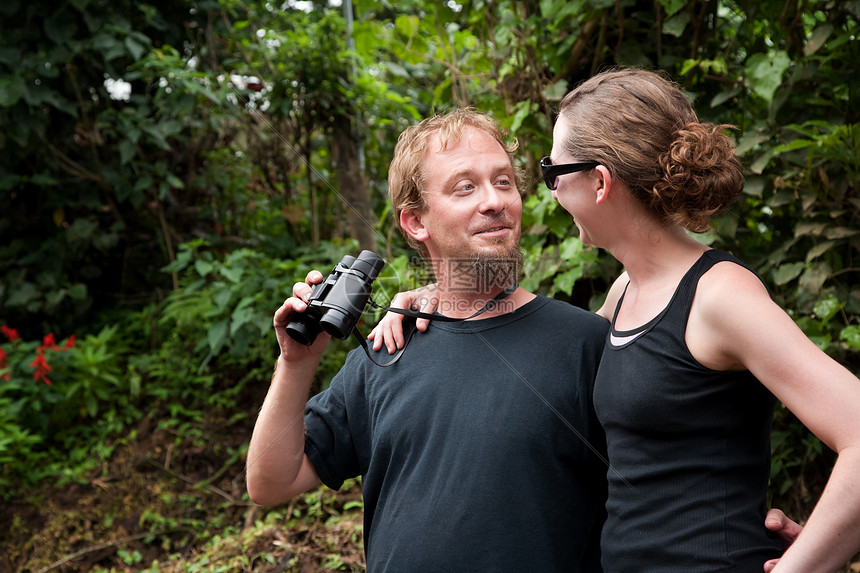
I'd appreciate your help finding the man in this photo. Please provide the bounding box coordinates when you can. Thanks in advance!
[246,109,610,571]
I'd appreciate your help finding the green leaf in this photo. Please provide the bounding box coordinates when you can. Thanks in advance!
[558,236,583,261]
[804,24,833,57]
[813,295,842,325]
[161,248,192,273]
[795,222,828,237]
[194,260,214,277]
[543,80,569,101]
[44,10,78,44]
[165,172,185,190]
[140,125,171,151]
[68,283,87,300]
[207,319,228,353]
[213,286,232,310]
[807,334,831,352]
[394,15,419,39]
[662,12,689,37]
[710,87,741,108]
[84,393,98,417]
[0,47,21,66]
[0,75,27,107]
[806,241,836,262]
[840,326,860,351]
[219,266,244,284]
[658,0,686,17]
[124,36,147,61]
[6,282,38,307]
[118,139,136,165]
[230,303,256,336]
[744,50,790,104]
[799,264,830,294]
[510,101,534,134]
[553,267,584,296]
[46,288,67,307]
[772,262,804,286]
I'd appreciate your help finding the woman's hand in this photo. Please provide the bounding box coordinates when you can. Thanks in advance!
[368,284,439,354]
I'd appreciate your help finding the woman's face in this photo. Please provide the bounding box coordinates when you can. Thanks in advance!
[549,115,599,245]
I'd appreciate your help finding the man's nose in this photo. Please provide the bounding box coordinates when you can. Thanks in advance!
[479,185,507,212]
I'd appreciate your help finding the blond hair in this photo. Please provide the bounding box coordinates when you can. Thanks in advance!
[388,108,520,259]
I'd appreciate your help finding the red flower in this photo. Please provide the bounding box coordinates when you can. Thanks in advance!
[29,352,53,385]
[40,333,58,351]
[0,347,9,381]
[1,325,20,342]
[63,335,76,350]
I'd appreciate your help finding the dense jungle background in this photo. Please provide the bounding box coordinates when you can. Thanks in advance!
[1,0,859,571]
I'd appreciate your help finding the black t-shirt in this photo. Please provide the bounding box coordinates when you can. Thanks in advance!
[304,296,609,572]
[594,250,783,571]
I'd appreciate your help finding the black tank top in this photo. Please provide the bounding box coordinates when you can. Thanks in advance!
[593,249,783,572]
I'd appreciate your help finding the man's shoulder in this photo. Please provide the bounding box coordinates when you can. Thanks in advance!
[508,296,609,344]
[533,295,609,327]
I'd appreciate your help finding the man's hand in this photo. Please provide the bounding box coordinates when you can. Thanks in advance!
[763,508,804,572]
[273,270,331,361]
[368,284,439,353]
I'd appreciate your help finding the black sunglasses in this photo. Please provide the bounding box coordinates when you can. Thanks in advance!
[540,156,599,190]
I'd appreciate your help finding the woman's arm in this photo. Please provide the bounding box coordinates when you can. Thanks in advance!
[691,263,860,573]
[367,283,440,353]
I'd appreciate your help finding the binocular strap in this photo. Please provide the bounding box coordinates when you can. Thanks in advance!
[357,282,518,367]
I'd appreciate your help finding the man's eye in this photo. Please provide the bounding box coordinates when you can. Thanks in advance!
[456,183,475,193]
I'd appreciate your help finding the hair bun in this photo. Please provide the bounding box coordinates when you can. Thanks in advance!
[653,123,744,232]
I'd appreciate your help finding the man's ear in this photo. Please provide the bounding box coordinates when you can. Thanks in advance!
[399,208,429,242]
[595,165,613,205]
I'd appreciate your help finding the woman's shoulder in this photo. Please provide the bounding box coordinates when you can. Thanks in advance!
[596,271,630,320]
[692,255,774,333]
[697,255,768,300]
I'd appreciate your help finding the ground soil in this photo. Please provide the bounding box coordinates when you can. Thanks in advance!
[0,388,365,573]
[3,391,859,573]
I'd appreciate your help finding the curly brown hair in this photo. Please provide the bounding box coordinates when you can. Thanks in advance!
[557,67,744,232]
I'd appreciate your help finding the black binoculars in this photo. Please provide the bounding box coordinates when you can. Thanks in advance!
[285,250,385,345]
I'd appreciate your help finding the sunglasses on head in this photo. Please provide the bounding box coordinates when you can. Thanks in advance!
[540,156,599,190]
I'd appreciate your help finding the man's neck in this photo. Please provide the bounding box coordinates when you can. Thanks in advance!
[432,281,530,319]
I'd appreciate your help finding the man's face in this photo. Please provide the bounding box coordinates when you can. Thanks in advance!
[408,126,523,280]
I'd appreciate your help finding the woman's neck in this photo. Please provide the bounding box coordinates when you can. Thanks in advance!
[611,225,707,287]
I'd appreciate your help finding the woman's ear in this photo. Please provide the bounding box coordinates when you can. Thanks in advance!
[594,165,613,205]
[400,208,429,242]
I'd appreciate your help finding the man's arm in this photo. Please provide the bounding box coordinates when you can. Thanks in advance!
[246,272,328,505]
[763,509,804,572]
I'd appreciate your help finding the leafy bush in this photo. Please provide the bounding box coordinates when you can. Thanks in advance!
[0,324,138,495]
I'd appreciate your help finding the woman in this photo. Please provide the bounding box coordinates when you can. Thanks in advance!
[547,67,860,572]
[371,68,860,572]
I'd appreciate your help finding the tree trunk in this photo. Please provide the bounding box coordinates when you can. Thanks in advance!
[331,114,377,252]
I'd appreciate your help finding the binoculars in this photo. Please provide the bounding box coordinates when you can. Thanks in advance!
[285,250,385,345]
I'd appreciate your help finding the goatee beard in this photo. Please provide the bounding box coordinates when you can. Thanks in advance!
[467,246,524,295]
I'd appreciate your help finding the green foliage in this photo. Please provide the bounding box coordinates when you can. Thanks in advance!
[0,324,138,495]
[154,239,378,399]
[520,191,606,305]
